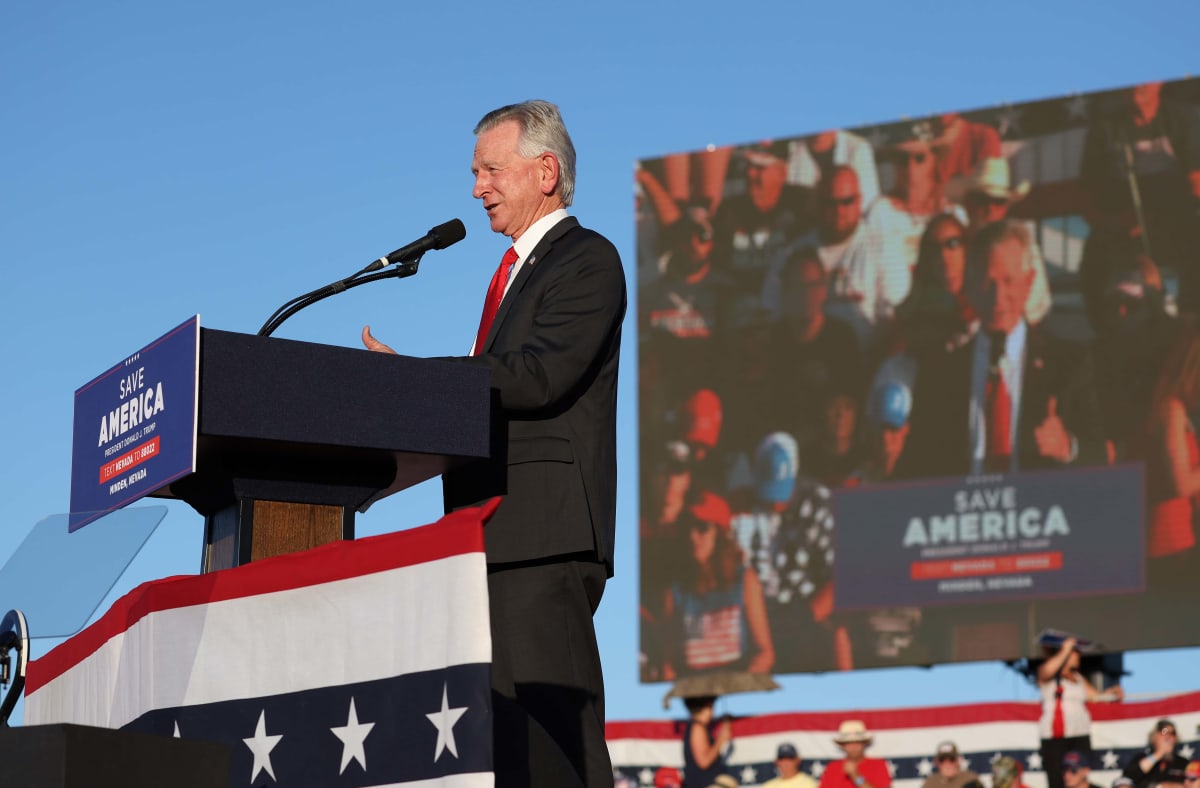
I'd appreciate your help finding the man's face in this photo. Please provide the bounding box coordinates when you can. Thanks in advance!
[1130,82,1164,121]
[936,754,961,779]
[897,146,936,195]
[472,120,555,241]
[966,190,1010,228]
[880,423,910,467]
[781,258,828,322]
[1152,724,1178,752]
[841,741,867,760]
[821,169,862,241]
[748,158,787,213]
[968,237,1033,334]
[1063,765,1090,788]
[777,757,801,778]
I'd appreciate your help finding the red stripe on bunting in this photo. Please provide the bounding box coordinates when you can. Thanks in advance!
[26,498,498,694]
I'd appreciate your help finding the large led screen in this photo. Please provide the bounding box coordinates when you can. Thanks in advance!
[637,76,1200,680]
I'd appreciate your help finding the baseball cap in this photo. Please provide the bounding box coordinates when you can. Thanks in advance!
[743,140,789,167]
[688,491,732,532]
[777,743,799,759]
[871,380,913,428]
[937,741,959,759]
[1185,761,1200,778]
[1063,751,1089,771]
[754,431,799,504]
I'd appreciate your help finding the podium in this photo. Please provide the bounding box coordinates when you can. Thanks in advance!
[158,329,491,571]
[0,724,230,787]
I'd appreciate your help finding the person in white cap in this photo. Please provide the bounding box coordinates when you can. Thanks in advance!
[921,741,981,788]
[819,720,892,788]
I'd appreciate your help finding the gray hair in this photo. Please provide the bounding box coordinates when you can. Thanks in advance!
[474,100,576,207]
[967,218,1035,276]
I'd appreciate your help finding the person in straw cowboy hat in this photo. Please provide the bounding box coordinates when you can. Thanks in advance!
[819,720,892,788]
[956,156,1052,326]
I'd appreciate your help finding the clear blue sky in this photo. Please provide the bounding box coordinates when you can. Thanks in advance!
[2,1,1197,724]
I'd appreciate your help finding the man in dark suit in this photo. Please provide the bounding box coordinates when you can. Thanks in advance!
[903,219,1102,478]
[363,100,626,787]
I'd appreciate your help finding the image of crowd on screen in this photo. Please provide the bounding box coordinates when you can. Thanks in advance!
[636,78,1200,678]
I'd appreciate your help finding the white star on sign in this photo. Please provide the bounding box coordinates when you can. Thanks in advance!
[811,760,826,778]
[742,764,759,783]
[917,758,934,777]
[331,697,375,775]
[962,757,972,772]
[243,710,283,783]
[887,760,898,777]
[425,682,468,762]
[1027,752,1043,772]
[1102,751,1120,770]
[1180,743,1195,759]
[639,766,656,785]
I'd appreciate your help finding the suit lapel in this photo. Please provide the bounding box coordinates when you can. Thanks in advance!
[482,216,579,352]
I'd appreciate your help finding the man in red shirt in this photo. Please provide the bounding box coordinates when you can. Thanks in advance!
[819,720,892,788]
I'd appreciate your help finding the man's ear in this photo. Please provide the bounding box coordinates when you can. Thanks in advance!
[539,152,560,197]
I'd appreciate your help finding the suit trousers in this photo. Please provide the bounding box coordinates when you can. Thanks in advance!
[487,555,611,788]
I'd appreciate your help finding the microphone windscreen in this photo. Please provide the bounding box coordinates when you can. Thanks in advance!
[431,219,466,250]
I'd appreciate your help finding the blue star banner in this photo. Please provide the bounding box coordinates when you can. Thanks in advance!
[26,501,498,787]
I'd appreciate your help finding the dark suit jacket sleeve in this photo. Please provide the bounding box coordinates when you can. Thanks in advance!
[473,231,626,413]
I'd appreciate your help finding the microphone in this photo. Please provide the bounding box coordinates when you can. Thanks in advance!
[371,219,466,269]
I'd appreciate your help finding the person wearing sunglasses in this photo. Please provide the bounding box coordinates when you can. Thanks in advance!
[920,741,980,788]
[1123,719,1191,788]
[660,491,774,681]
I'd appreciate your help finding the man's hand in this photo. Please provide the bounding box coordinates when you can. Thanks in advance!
[362,325,398,355]
[1035,397,1073,463]
[845,760,859,778]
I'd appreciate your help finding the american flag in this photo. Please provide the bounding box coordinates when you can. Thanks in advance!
[608,691,1200,788]
[25,503,497,787]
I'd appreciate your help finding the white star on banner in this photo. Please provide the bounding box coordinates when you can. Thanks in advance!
[962,757,972,772]
[887,760,898,777]
[639,766,655,785]
[1102,751,1120,769]
[243,710,283,783]
[173,721,181,738]
[1180,743,1195,759]
[917,758,934,777]
[331,697,375,775]
[1027,752,1044,772]
[997,105,1024,137]
[811,760,826,778]
[425,682,468,762]
[742,764,759,783]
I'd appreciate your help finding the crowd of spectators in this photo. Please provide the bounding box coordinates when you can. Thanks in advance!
[616,716,1199,788]
[638,80,1200,678]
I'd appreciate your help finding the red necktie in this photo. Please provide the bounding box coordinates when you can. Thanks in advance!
[472,247,518,356]
[985,366,1012,472]
[1052,679,1066,738]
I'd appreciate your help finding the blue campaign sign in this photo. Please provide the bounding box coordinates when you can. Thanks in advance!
[69,316,200,532]
[832,465,1145,610]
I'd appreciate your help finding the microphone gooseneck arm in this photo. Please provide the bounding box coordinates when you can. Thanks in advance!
[256,218,466,338]
[257,261,421,338]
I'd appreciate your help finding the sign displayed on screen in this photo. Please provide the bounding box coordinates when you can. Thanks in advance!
[637,76,1200,680]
